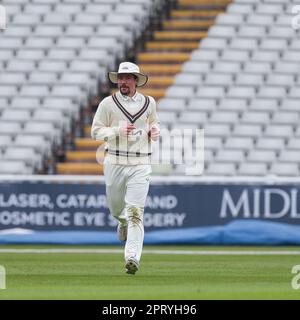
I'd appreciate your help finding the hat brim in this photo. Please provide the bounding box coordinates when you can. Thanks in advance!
[108,72,148,87]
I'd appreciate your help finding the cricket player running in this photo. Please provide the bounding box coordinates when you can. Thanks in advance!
[91,62,160,275]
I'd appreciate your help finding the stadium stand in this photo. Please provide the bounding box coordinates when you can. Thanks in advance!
[0,0,299,177]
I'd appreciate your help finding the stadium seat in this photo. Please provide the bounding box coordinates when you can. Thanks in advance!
[270,163,299,176]
[238,163,268,176]
[206,162,236,176]
[0,161,32,174]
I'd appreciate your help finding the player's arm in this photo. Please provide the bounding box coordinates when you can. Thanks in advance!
[91,98,119,141]
[91,98,136,141]
[148,97,160,141]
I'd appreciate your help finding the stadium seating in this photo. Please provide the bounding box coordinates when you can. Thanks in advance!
[1,0,299,177]
[0,0,163,174]
[156,0,300,176]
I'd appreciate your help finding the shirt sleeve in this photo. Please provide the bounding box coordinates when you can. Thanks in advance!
[148,96,160,130]
[91,98,119,141]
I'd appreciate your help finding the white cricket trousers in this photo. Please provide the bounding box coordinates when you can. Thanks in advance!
[103,161,151,263]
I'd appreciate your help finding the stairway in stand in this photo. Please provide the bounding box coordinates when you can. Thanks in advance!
[55,0,231,175]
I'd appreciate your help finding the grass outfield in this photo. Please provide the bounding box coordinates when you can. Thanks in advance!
[0,245,300,300]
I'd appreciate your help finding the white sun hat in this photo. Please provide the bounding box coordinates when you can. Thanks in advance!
[108,61,148,87]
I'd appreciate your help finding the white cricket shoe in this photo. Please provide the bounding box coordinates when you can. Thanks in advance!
[125,258,139,275]
[117,223,127,242]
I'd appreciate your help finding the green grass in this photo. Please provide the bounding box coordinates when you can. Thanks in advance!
[0,245,300,299]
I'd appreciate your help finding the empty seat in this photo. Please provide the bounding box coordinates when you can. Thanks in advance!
[271,112,299,125]
[157,111,178,125]
[235,74,264,86]
[182,61,211,73]
[16,49,45,61]
[210,111,239,125]
[24,3,52,14]
[196,86,225,99]
[25,37,55,49]
[157,98,186,112]
[51,85,86,104]
[165,86,195,99]
[64,25,95,37]
[43,13,73,25]
[191,50,219,62]
[73,13,104,25]
[0,122,23,137]
[19,85,50,98]
[0,136,13,151]
[178,111,207,124]
[38,61,68,72]
[0,72,26,86]
[287,138,300,150]
[42,98,78,117]
[221,50,250,62]
[1,109,31,123]
[243,62,272,74]
[282,51,300,62]
[256,4,283,15]
[213,62,241,74]
[274,62,300,74]
[218,98,248,112]
[270,163,299,176]
[247,150,277,163]
[278,150,300,163]
[6,60,36,73]
[187,99,217,112]
[247,14,274,26]
[264,125,293,138]
[14,135,51,156]
[200,38,228,50]
[255,137,285,151]
[204,137,223,151]
[233,124,262,138]
[174,74,202,86]
[3,147,42,170]
[32,109,68,131]
[238,163,268,176]
[0,161,31,174]
[241,111,270,125]
[204,124,231,137]
[280,99,299,112]
[216,13,245,26]
[56,37,85,49]
[257,86,286,99]
[248,98,278,112]
[230,38,258,51]
[215,150,245,163]
[23,122,59,143]
[268,26,296,39]
[47,49,76,60]
[224,137,254,151]
[205,162,236,176]
[260,39,288,51]
[266,74,295,87]
[227,86,256,99]
[227,3,255,15]
[205,74,233,86]
[11,97,40,111]
[288,87,300,99]
[0,49,15,62]
[28,72,58,86]
[251,51,280,62]
[238,26,266,38]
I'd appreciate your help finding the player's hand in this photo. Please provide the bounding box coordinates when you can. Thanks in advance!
[149,126,160,141]
[119,123,135,136]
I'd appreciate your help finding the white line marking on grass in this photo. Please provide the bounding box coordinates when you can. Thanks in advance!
[0,249,300,255]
